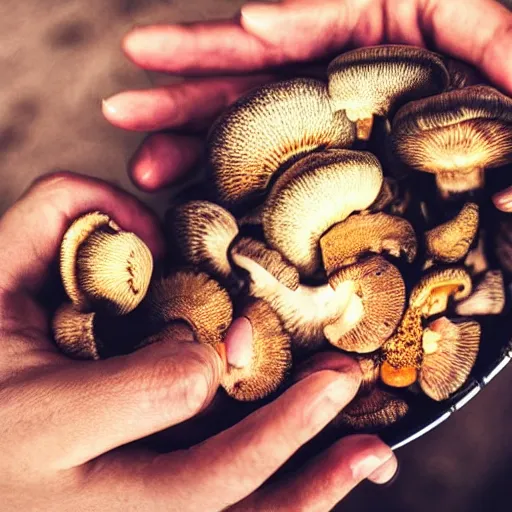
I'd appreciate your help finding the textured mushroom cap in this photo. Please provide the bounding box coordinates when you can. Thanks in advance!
[208,78,355,208]
[328,45,449,139]
[325,256,406,353]
[356,353,381,394]
[146,270,233,347]
[166,200,239,280]
[409,267,472,317]
[455,270,505,316]
[52,302,101,360]
[320,212,417,275]
[419,317,481,401]
[263,149,383,275]
[425,202,479,264]
[60,211,153,315]
[336,388,409,430]
[222,300,292,401]
[392,85,512,194]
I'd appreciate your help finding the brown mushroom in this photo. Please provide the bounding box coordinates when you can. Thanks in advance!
[263,149,383,276]
[355,353,382,394]
[419,317,481,401]
[221,300,292,401]
[455,270,505,316]
[444,57,483,90]
[60,212,153,315]
[208,78,355,208]
[328,45,449,140]
[324,256,406,353]
[166,200,239,281]
[320,212,417,275]
[392,85,512,197]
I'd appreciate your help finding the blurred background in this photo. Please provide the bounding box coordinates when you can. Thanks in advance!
[2,0,512,510]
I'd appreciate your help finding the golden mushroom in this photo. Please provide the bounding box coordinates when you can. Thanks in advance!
[208,78,355,208]
[419,317,481,401]
[392,85,512,197]
[328,45,449,140]
[166,200,239,281]
[263,149,383,276]
[455,270,505,316]
[324,256,406,353]
[60,211,153,315]
[320,212,417,275]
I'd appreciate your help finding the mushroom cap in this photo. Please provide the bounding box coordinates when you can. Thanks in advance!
[146,270,233,348]
[52,302,101,360]
[263,149,383,275]
[166,200,239,280]
[455,270,505,316]
[392,85,512,193]
[380,361,418,388]
[325,256,406,353]
[419,317,481,401]
[320,212,417,275]
[425,202,479,264]
[328,45,449,127]
[336,388,409,430]
[222,300,292,401]
[60,212,153,315]
[409,267,472,317]
[208,78,355,208]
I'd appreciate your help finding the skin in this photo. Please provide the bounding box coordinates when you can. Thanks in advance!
[0,173,397,512]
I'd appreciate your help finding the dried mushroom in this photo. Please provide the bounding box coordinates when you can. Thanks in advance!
[455,270,505,316]
[320,212,417,275]
[328,45,449,140]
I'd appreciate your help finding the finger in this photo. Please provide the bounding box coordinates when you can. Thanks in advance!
[103,76,272,132]
[129,361,362,511]
[8,337,222,470]
[0,172,165,296]
[233,435,397,511]
[493,186,512,212]
[128,133,203,192]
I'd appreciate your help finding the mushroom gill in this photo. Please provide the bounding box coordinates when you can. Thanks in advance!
[335,388,409,430]
[60,212,153,315]
[221,300,292,401]
[409,267,472,317]
[230,239,352,348]
[208,78,355,208]
[324,256,406,353]
[320,212,417,275]
[392,85,512,197]
[263,149,383,276]
[424,202,479,265]
[166,200,239,281]
[455,270,505,316]
[328,45,449,140]
[419,317,481,401]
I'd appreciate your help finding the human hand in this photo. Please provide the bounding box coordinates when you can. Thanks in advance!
[0,172,396,511]
[102,0,512,192]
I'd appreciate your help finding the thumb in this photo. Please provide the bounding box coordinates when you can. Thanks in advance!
[15,332,222,470]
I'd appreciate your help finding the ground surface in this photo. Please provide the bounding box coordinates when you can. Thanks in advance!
[2,1,512,511]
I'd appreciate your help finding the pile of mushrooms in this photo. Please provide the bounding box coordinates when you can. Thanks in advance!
[52,45,512,433]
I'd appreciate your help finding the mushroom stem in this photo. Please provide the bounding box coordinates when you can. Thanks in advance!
[356,117,374,141]
[435,167,484,198]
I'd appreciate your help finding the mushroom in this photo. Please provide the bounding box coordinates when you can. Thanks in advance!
[328,45,449,140]
[208,78,355,208]
[355,352,382,394]
[230,238,352,348]
[324,256,406,353]
[444,57,482,90]
[409,267,472,317]
[320,212,417,275]
[221,300,292,401]
[335,388,409,430]
[424,202,479,265]
[392,85,512,197]
[419,317,481,401]
[465,230,489,276]
[60,212,153,315]
[263,149,383,276]
[166,200,239,281]
[455,270,505,316]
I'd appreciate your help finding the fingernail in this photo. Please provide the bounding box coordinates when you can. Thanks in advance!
[123,29,153,56]
[102,93,143,121]
[225,317,253,369]
[102,98,117,116]
[368,455,399,485]
[493,188,512,210]
[351,453,394,481]
[241,2,281,29]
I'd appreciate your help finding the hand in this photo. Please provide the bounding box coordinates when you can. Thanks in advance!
[102,0,512,193]
[0,172,396,511]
